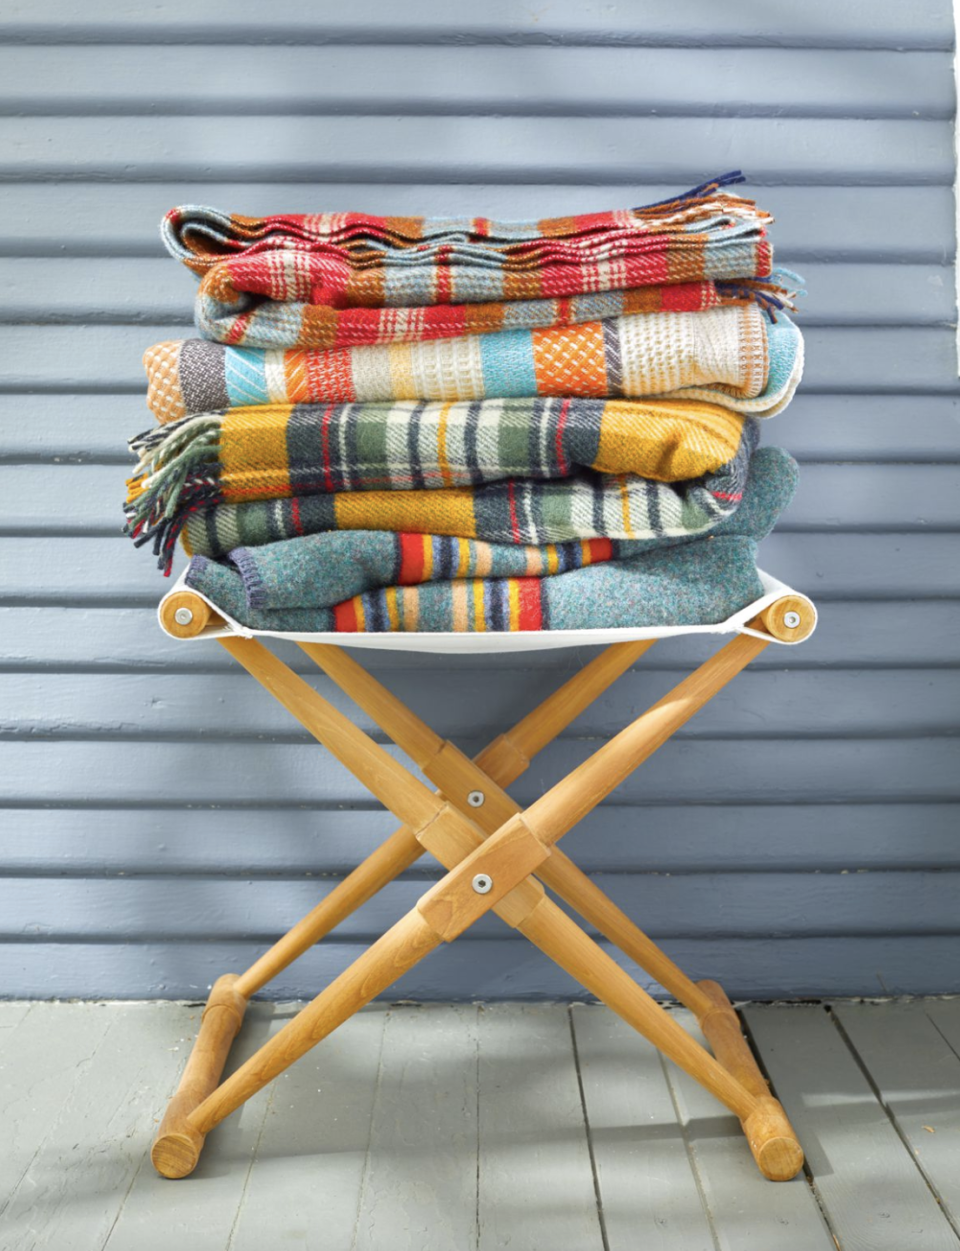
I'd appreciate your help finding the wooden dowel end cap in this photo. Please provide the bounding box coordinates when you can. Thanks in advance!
[159,591,225,639]
[151,1123,205,1179]
[748,594,816,644]
[743,1098,805,1181]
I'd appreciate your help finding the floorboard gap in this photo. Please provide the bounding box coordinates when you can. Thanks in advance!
[737,1005,839,1241]
[826,1004,960,1243]
[567,1006,611,1251]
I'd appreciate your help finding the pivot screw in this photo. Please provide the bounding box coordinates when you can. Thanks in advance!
[174,607,194,626]
[472,873,493,895]
[783,611,801,629]
[467,791,485,808]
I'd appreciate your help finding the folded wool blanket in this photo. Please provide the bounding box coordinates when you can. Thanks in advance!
[125,397,754,568]
[191,273,800,351]
[176,419,758,571]
[202,532,627,613]
[183,446,797,633]
[162,173,775,312]
[144,305,802,424]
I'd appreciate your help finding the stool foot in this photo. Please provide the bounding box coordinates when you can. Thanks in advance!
[151,973,248,1179]
[696,978,804,1181]
[742,1097,805,1182]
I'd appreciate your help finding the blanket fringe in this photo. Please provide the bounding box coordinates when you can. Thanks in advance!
[124,414,222,575]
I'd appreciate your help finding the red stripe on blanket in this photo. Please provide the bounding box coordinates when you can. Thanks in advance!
[398,533,426,585]
[334,599,359,632]
[517,577,544,631]
[506,481,522,543]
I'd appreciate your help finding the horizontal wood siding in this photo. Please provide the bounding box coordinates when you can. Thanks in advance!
[0,3,957,999]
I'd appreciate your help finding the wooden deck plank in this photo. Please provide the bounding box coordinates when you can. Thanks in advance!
[101,1002,281,1251]
[351,1004,479,1251]
[0,1004,115,1233]
[0,1002,33,1033]
[743,1005,960,1251]
[478,1003,603,1251]
[662,1009,833,1251]
[228,1003,388,1251]
[832,1002,960,1236]
[923,999,960,1059]
[570,1004,716,1251]
[0,1002,202,1251]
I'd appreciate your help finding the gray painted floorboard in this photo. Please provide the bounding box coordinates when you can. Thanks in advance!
[744,1004,960,1251]
[2,999,959,1249]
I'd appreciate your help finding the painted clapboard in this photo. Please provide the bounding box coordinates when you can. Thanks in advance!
[0,0,957,998]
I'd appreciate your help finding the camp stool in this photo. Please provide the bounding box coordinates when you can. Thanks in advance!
[149,569,816,1182]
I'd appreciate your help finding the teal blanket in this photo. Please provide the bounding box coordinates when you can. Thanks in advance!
[185,448,797,634]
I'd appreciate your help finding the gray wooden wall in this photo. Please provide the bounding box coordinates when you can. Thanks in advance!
[2,1,959,1001]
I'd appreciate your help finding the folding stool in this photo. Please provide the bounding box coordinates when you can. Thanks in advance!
[148,571,816,1182]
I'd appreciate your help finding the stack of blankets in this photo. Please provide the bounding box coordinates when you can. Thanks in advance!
[125,172,805,635]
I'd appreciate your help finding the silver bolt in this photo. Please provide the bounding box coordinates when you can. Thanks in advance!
[174,607,194,626]
[783,611,801,629]
[467,791,485,808]
[472,873,493,895]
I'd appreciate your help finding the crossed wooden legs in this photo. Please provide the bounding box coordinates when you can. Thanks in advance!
[151,597,813,1182]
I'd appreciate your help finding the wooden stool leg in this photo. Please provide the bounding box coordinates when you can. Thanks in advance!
[150,974,249,1178]
[235,825,423,998]
[153,910,443,1177]
[519,898,804,1181]
[305,641,714,1016]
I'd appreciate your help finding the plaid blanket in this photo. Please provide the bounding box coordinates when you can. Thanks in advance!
[178,419,756,570]
[163,173,775,310]
[192,273,799,351]
[182,447,796,633]
[126,397,752,570]
[144,305,803,424]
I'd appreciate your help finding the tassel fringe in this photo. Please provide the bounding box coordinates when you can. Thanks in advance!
[123,414,223,575]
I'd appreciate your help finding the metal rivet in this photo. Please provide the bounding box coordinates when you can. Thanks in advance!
[174,607,194,626]
[467,791,485,808]
[472,873,493,895]
[783,611,801,629]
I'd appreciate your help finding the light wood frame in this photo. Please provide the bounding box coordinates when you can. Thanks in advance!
[150,591,816,1183]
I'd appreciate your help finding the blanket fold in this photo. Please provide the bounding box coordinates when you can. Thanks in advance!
[176,417,757,570]
[183,446,796,634]
[143,305,802,424]
[192,273,800,351]
[163,173,775,311]
[125,397,754,570]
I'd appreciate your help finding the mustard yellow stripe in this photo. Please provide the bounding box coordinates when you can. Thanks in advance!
[334,489,478,538]
[387,344,418,400]
[386,586,400,631]
[545,545,559,575]
[619,478,636,539]
[221,405,295,495]
[457,537,471,577]
[438,402,453,487]
[473,580,486,632]
[355,596,366,632]
[593,400,744,482]
[422,533,433,579]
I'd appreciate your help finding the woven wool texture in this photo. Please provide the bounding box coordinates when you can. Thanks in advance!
[183,445,796,633]
[126,395,750,543]
[142,304,804,424]
[178,417,756,568]
[192,274,799,351]
[217,532,624,612]
[163,173,774,311]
